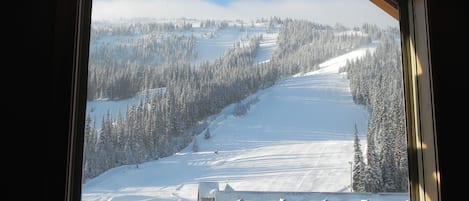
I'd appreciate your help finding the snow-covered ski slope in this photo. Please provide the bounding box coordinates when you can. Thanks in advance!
[82,44,383,201]
[193,25,279,65]
[86,22,278,128]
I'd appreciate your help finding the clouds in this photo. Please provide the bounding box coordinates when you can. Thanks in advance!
[92,0,397,28]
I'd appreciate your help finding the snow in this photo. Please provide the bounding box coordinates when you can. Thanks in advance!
[81,43,407,201]
[253,31,278,64]
[90,19,279,68]
[87,23,279,128]
[335,30,368,37]
[86,87,165,128]
[216,191,407,201]
[198,182,219,198]
[193,26,246,65]
[193,24,278,65]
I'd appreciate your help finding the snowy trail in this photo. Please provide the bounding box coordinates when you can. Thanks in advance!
[82,45,375,201]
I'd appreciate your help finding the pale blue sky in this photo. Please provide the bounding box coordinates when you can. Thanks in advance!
[92,0,398,28]
[205,0,232,6]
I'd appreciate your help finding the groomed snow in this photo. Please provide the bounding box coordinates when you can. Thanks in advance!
[81,44,385,201]
[193,24,278,65]
[253,31,278,64]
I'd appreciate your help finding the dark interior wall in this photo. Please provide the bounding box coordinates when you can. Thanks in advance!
[15,0,79,200]
[13,0,454,200]
[426,2,461,200]
[47,0,79,200]
[12,1,65,200]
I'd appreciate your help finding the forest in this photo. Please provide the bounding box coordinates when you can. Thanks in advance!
[83,18,406,193]
[343,26,407,192]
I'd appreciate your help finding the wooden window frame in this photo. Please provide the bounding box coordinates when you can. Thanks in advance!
[399,0,441,201]
[370,0,400,20]
[64,0,442,201]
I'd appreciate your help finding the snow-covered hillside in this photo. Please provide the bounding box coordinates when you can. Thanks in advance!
[86,88,166,128]
[82,44,383,201]
[86,21,279,128]
[193,24,279,65]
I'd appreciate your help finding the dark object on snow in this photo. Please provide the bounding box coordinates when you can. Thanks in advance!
[204,128,211,139]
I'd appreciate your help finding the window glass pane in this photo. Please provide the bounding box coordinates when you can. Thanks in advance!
[82,1,408,200]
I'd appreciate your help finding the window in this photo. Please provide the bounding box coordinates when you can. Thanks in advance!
[65,1,441,201]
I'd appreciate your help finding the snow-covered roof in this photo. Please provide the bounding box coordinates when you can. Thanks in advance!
[198,182,219,198]
[215,191,408,201]
[223,183,234,192]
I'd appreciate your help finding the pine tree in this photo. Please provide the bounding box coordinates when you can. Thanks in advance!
[365,139,382,192]
[192,135,199,152]
[83,113,96,180]
[381,146,397,191]
[352,124,366,192]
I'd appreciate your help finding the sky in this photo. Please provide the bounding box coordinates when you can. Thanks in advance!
[82,41,383,201]
[92,0,398,28]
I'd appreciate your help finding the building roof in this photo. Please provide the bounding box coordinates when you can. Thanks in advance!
[198,182,219,198]
[215,191,408,201]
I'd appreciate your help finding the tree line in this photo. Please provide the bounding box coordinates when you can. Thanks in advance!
[344,25,408,192]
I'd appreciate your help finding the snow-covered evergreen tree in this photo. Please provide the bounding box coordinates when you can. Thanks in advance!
[192,135,199,152]
[352,124,366,192]
[364,139,382,193]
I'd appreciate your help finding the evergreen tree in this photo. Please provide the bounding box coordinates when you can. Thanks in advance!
[364,139,382,192]
[352,124,366,192]
[381,146,397,191]
[192,135,199,152]
[82,113,96,180]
